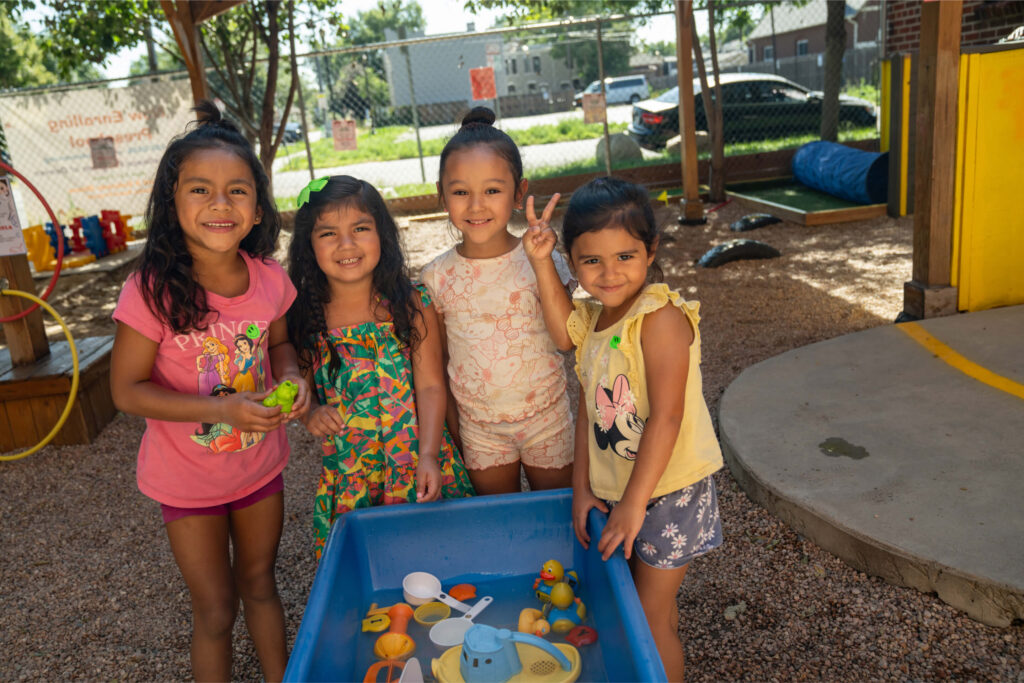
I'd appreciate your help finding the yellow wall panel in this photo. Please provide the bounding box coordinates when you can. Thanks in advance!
[956,48,1024,312]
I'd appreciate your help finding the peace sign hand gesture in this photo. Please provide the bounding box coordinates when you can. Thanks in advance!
[522,193,561,265]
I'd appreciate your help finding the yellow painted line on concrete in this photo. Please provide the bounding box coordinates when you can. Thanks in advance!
[899,322,1024,400]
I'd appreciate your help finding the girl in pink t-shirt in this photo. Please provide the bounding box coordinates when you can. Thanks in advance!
[420,106,576,495]
[110,101,310,682]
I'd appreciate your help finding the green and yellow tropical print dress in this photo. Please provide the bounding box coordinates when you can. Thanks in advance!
[309,288,474,561]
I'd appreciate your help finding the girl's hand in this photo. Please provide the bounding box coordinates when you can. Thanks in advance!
[522,193,561,265]
[220,390,287,432]
[280,373,312,422]
[303,405,345,438]
[597,499,646,561]
[572,486,609,550]
[415,456,442,503]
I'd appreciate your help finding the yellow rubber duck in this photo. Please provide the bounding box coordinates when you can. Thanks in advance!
[542,582,586,633]
[533,559,579,603]
[517,608,551,637]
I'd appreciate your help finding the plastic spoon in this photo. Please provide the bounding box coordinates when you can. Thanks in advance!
[402,572,471,613]
[429,596,493,647]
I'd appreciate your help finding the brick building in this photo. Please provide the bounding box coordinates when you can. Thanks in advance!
[885,0,1024,54]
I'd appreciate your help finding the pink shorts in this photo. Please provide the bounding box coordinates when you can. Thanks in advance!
[160,473,284,524]
[459,394,573,471]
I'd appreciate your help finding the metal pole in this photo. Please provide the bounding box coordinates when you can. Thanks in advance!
[596,19,612,177]
[399,26,426,183]
[288,3,315,181]
[770,5,779,75]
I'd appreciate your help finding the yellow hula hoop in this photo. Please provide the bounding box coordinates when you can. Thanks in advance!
[0,289,80,461]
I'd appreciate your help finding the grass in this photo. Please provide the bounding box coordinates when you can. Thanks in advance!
[278,120,628,172]
[272,125,880,204]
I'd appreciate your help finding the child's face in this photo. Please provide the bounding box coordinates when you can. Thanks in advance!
[311,204,381,290]
[569,225,655,320]
[0,181,9,197]
[438,145,526,257]
[174,147,262,261]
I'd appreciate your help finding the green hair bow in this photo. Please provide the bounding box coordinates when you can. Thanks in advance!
[297,176,329,208]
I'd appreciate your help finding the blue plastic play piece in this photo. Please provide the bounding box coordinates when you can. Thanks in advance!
[791,141,888,205]
[44,222,70,254]
[80,215,108,257]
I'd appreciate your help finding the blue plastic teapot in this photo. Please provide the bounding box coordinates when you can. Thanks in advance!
[459,624,572,683]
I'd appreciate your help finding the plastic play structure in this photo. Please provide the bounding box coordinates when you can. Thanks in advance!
[791,140,889,205]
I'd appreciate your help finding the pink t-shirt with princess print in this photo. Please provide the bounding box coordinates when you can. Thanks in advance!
[113,251,297,508]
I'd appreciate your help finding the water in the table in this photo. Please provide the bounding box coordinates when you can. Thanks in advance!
[358,573,607,682]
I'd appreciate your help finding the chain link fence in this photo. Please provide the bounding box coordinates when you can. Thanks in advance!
[0,0,883,240]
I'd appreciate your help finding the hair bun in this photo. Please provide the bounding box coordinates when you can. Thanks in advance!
[461,106,496,128]
[193,99,241,134]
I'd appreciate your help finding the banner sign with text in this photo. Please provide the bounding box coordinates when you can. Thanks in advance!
[0,79,195,224]
[0,176,27,255]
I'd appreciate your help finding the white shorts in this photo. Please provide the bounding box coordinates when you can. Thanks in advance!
[458,393,573,471]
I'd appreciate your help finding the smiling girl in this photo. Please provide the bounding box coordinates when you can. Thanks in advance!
[419,107,576,495]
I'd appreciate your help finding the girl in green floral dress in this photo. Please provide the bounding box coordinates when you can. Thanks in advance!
[287,176,474,561]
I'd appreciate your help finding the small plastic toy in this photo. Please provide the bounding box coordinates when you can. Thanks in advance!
[430,624,580,683]
[80,215,108,257]
[402,572,471,612]
[517,608,550,637]
[374,603,415,661]
[564,625,597,647]
[363,603,395,632]
[428,596,493,648]
[364,659,405,683]
[413,601,450,626]
[541,582,586,633]
[447,583,476,602]
[262,380,298,413]
[533,560,578,604]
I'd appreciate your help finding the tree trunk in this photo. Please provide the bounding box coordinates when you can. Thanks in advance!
[706,0,725,202]
[820,0,847,142]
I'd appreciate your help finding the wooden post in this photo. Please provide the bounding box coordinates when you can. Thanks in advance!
[159,1,243,105]
[0,254,49,366]
[903,0,962,319]
[675,0,705,223]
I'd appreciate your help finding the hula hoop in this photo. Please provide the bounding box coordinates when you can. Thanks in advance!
[0,288,79,461]
[0,160,64,323]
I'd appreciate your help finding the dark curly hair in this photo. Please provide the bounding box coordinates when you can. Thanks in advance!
[562,176,663,281]
[134,100,280,334]
[437,106,524,193]
[286,175,422,375]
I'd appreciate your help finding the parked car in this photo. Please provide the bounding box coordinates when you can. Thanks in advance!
[626,72,878,150]
[573,75,651,107]
[282,121,303,143]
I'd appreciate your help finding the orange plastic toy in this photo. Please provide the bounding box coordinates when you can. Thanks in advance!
[447,583,476,602]
[373,603,415,660]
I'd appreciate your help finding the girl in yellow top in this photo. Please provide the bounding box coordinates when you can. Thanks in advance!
[524,176,723,681]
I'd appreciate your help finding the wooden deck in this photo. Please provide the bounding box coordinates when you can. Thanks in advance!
[0,336,116,451]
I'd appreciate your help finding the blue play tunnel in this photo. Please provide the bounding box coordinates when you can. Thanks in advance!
[791,141,889,205]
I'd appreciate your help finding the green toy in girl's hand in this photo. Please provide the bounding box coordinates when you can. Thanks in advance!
[263,380,299,413]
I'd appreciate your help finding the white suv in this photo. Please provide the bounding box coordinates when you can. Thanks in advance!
[573,75,651,107]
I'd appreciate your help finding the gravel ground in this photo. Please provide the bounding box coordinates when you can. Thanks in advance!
[2,199,1021,681]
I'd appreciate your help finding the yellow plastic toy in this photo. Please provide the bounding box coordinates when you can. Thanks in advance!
[541,582,586,633]
[431,625,581,683]
[373,603,415,660]
[517,608,550,637]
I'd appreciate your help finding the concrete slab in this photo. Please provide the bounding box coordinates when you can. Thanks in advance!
[719,305,1024,627]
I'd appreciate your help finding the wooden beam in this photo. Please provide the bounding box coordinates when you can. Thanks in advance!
[191,0,243,24]
[675,0,705,223]
[0,254,49,366]
[160,0,209,103]
[905,0,962,318]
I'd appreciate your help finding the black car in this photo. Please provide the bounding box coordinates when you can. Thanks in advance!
[627,72,877,150]
[282,121,303,143]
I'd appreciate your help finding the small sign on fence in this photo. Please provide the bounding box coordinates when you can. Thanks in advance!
[0,177,27,256]
[582,93,606,124]
[470,66,497,101]
[331,119,358,151]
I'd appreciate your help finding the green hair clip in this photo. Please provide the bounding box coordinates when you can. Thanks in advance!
[297,176,329,208]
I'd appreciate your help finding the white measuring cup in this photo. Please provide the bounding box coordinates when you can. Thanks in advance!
[402,572,471,612]
[429,596,493,647]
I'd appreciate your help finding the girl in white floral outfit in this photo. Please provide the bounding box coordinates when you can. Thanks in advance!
[524,176,723,681]
[421,107,575,495]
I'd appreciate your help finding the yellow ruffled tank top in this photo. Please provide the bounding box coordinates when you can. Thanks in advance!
[567,283,723,501]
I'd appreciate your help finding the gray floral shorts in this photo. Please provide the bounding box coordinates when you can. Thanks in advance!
[606,474,723,569]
